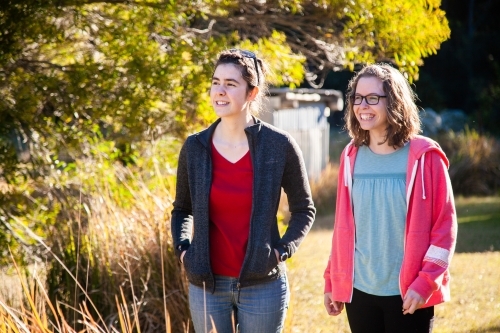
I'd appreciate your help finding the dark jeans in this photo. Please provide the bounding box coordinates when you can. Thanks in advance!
[345,288,434,333]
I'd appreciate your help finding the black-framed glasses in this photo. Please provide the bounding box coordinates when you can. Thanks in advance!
[229,49,260,86]
[352,94,387,105]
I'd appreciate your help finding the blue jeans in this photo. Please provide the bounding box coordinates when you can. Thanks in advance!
[188,275,290,333]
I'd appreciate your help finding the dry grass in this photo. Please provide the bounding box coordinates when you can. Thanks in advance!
[309,163,339,216]
[1,138,192,333]
[0,262,177,333]
[434,252,500,333]
[44,155,190,332]
[286,229,350,333]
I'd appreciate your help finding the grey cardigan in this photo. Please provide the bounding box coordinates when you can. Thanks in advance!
[171,117,315,292]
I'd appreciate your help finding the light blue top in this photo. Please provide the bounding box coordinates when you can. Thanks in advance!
[352,143,409,296]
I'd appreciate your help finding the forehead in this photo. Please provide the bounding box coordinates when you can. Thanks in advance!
[213,63,244,81]
[356,76,384,94]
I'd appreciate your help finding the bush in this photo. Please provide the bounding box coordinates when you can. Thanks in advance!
[309,163,339,216]
[437,128,500,196]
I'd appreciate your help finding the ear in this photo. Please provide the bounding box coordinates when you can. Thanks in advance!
[247,86,259,101]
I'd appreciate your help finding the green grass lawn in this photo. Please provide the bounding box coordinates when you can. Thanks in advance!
[287,196,500,333]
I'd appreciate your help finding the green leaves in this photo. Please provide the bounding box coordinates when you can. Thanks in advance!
[1,0,450,179]
[338,0,450,80]
[0,0,450,264]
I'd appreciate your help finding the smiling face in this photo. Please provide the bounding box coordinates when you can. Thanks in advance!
[354,76,388,138]
[210,63,256,120]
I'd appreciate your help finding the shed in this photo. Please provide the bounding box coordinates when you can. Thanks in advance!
[261,88,344,179]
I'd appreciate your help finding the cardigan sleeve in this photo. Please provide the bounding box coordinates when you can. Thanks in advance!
[170,140,194,260]
[278,136,316,258]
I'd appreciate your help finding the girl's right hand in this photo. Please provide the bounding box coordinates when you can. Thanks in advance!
[324,292,344,316]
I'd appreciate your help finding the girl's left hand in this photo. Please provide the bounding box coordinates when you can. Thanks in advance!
[402,289,425,314]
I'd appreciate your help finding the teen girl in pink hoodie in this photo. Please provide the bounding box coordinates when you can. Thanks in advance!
[323,64,457,332]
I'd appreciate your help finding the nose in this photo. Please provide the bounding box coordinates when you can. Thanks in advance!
[212,85,226,95]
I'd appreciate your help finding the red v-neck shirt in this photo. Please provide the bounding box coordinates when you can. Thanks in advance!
[209,143,253,277]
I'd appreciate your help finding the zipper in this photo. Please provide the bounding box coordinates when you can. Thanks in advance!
[350,233,355,302]
[400,160,417,298]
[236,282,242,303]
[201,135,216,293]
[344,150,356,302]
[236,129,256,298]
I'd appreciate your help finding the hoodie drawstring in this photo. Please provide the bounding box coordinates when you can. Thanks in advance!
[421,153,426,200]
[407,161,418,212]
[344,145,351,188]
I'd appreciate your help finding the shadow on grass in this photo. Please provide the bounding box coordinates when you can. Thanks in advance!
[456,219,500,253]
[455,197,500,253]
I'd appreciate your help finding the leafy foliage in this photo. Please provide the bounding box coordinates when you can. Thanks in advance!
[190,0,450,85]
[0,0,449,181]
[0,1,451,327]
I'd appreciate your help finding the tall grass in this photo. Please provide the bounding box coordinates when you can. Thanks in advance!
[309,163,339,216]
[1,138,192,332]
[0,259,176,333]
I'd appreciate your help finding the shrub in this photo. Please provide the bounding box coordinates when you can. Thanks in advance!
[309,163,339,216]
[437,128,500,196]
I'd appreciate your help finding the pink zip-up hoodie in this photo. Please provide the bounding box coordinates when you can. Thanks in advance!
[324,135,457,307]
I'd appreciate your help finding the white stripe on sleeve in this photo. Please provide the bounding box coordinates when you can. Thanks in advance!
[423,244,450,268]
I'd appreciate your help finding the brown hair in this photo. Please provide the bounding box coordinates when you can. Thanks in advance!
[344,63,422,148]
[214,49,269,115]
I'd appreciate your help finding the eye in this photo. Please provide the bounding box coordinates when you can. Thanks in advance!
[353,96,362,103]
[367,95,379,103]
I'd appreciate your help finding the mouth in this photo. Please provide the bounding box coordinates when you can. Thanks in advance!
[215,101,229,106]
[360,113,374,121]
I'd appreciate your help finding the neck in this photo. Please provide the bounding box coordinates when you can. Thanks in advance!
[368,131,397,154]
[215,113,254,143]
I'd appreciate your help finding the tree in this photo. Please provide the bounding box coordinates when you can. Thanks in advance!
[191,0,450,86]
[0,0,449,180]
[0,0,449,261]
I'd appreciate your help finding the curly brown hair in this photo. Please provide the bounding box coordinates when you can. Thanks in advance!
[344,63,422,148]
[214,49,269,115]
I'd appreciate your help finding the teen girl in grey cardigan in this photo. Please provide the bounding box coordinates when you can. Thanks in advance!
[171,49,315,333]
